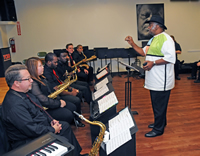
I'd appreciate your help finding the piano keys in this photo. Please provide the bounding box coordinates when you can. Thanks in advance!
[3,132,74,156]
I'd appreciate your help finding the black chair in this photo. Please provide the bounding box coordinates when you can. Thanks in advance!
[0,105,11,155]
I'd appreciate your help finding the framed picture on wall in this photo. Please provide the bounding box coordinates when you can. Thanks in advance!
[136,3,164,41]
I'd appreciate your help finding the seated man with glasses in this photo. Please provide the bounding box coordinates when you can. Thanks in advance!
[1,64,88,156]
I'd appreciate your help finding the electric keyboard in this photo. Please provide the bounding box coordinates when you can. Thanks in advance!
[3,132,74,156]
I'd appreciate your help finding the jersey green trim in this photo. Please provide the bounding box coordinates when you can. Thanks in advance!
[147,34,167,57]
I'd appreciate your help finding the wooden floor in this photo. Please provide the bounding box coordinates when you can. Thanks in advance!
[1,73,200,156]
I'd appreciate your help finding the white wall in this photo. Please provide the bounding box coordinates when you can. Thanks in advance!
[1,0,200,69]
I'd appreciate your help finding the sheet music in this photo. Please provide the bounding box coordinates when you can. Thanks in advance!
[106,129,132,155]
[94,77,109,90]
[96,69,108,79]
[108,108,135,139]
[98,64,108,72]
[98,91,118,114]
[93,85,109,100]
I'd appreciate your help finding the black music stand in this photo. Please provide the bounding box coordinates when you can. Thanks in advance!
[84,49,97,74]
[118,60,139,115]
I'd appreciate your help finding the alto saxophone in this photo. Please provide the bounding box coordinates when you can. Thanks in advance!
[74,111,106,156]
[48,63,78,99]
[72,52,97,69]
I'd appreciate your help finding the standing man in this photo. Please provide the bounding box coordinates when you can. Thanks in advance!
[1,64,88,156]
[125,15,175,137]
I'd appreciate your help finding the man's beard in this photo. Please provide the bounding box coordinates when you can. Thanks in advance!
[50,63,56,69]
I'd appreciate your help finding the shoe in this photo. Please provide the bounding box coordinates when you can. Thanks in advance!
[148,123,154,128]
[74,119,85,127]
[187,76,196,80]
[80,154,89,156]
[145,131,163,137]
[175,76,181,80]
[180,60,184,64]
[194,80,200,83]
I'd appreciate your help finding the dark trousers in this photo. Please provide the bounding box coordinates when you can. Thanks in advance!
[77,71,88,82]
[191,61,200,79]
[47,107,75,124]
[150,90,171,133]
[88,66,94,82]
[174,59,180,78]
[60,94,81,114]
[59,121,82,156]
[71,81,92,104]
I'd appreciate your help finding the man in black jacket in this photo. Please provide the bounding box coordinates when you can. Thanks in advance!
[43,53,85,127]
[66,43,88,82]
[1,64,87,156]
[74,45,94,85]
[55,50,92,105]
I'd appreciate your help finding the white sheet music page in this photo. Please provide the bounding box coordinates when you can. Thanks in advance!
[108,107,135,139]
[98,91,118,114]
[94,77,109,90]
[93,85,109,100]
[106,129,132,155]
[96,69,108,79]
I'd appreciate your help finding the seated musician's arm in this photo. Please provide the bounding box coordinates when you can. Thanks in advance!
[8,104,55,137]
[31,81,61,109]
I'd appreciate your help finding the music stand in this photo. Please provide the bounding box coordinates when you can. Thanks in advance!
[118,60,139,115]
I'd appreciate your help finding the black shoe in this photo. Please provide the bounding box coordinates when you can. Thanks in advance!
[148,123,154,128]
[145,131,163,137]
[194,80,200,83]
[180,60,184,64]
[74,119,85,127]
[80,154,89,156]
[175,76,181,80]
[187,76,196,80]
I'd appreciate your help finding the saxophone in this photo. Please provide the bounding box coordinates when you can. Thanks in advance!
[74,111,106,156]
[48,63,78,99]
[48,74,77,99]
[72,52,97,68]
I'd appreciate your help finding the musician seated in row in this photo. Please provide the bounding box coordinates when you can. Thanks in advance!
[66,43,89,83]
[74,44,94,85]
[43,53,85,127]
[55,50,92,105]
[1,64,88,156]
[26,57,83,126]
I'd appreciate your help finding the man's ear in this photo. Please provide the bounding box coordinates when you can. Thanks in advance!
[47,60,51,66]
[13,80,20,87]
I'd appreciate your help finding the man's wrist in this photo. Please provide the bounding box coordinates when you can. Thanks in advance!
[153,60,156,66]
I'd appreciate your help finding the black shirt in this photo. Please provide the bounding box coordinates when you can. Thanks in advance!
[1,89,54,148]
[31,77,61,109]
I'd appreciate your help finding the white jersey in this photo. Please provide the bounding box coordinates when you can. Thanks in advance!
[143,32,176,91]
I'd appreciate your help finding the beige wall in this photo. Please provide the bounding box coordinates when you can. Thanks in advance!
[1,0,200,69]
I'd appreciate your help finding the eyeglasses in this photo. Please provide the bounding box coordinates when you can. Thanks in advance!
[18,77,32,82]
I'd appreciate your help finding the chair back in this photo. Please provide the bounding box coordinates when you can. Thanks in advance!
[37,52,47,58]
[22,59,27,65]
[0,105,11,155]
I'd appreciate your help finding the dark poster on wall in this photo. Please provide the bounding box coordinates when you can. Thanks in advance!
[136,3,164,41]
[0,47,12,77]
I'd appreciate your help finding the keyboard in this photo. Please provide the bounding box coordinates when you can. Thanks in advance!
[3,132,74,156]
